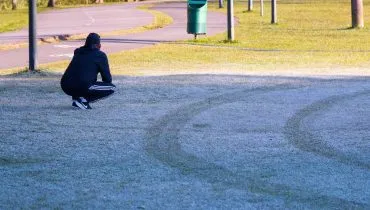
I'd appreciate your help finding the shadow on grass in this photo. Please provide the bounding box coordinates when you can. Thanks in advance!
[337,26,366,31]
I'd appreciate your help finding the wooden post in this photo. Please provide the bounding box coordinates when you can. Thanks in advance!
[351,0,364,28]
[271,0,277,24]
[260,0,263,16]
[227,0,234,41]
[248,0,253,11]
[12,0,17,10]
[219,0,223,8]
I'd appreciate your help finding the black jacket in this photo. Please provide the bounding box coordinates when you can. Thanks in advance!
[61,46,112,96]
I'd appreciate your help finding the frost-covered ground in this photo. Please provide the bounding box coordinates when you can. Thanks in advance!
[0,73,369,209]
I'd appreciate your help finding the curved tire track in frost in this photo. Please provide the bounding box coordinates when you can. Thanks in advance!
[284,90,370,170]
[145,84,367,209]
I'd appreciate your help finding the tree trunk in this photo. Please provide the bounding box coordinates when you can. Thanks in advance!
[95,0,104,3]
[47,0,55,7]
[12,0,17,10]
[219,0,223,8]
[351,0,364,28]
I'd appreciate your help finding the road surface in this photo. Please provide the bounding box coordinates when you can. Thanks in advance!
[0,3,153,44]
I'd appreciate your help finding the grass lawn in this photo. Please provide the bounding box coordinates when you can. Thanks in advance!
[202,0,370,51]
[6,0,370,76]
[0,8,30,33]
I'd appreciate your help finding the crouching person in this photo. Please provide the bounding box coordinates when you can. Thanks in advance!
[61,33,116,109]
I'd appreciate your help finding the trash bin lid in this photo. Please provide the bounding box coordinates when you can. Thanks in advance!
[188,0,207,4]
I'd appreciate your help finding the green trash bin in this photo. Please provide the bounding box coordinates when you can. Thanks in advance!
[187,0,208,37]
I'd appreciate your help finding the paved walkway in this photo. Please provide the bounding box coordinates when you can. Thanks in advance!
[0,2,227,70]
[0,3,153,44]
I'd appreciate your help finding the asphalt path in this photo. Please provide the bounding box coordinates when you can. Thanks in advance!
[0,3,154,44]
[0,2,227,70]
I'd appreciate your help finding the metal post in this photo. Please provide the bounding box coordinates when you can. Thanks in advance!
[260,0,263,16]
[351,0,364,28]
[227,0,234,41]
[271,0,277,24]
[29,0,37,71]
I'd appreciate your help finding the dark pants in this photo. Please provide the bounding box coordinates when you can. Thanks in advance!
[71,82,116,103]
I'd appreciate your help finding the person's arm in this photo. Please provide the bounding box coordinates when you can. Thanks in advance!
[97,52,112,83]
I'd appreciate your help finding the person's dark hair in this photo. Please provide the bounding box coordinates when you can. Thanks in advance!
[84,33,101,48]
